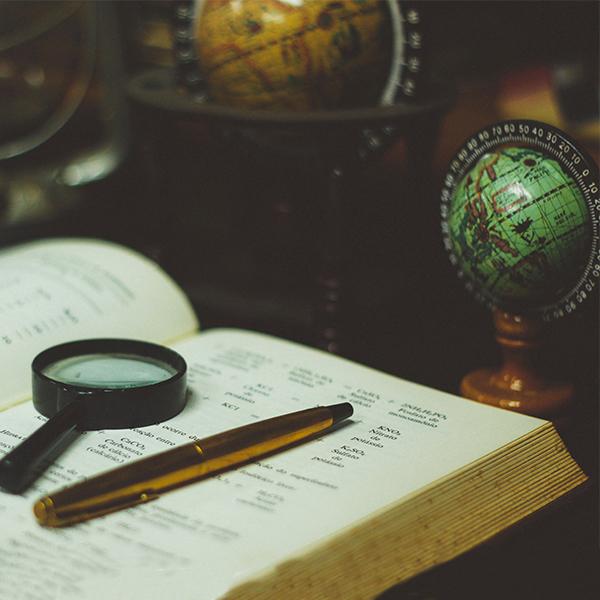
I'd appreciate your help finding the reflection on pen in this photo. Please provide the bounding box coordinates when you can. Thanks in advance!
[33,403,353,527]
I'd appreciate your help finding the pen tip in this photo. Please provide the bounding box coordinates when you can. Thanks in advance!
[328,402,353,424]
[33,497,57,527]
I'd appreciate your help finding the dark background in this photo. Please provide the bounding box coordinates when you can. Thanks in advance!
[0,1,598,598]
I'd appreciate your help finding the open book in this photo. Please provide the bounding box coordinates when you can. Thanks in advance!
[0,239,587,600]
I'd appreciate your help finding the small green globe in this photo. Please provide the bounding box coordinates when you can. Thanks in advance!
[447,147,592,309]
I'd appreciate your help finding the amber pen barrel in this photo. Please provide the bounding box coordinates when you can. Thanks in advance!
[33,402,353,527]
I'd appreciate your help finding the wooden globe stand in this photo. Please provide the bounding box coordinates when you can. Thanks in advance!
[460,309,575,422]
[128,69,451,353]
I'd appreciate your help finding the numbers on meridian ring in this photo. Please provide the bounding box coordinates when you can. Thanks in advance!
[440,119,600,320]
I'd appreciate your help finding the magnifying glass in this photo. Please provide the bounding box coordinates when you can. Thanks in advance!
[0,339,187,494]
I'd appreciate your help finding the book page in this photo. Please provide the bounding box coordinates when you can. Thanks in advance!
[0,238,198,410]
[0,329,545,600]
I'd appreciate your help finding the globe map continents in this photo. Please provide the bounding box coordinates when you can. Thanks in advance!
[193,0,394,110]
[446,146,592,311]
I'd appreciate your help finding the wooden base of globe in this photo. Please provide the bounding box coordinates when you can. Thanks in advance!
[460,309,575,423]
[460,368,574,421]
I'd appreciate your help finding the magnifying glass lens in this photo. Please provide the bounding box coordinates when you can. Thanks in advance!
[42,353,178,389]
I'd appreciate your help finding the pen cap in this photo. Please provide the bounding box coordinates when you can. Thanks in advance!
[32,339,188,429]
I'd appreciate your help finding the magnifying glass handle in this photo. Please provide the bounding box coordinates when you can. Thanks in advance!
[0,402,81,494]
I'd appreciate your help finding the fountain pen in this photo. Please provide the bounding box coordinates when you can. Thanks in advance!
[33,402,353,527]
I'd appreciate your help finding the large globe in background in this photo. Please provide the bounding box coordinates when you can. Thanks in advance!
[194,0,394,111]
[446,147,592,309]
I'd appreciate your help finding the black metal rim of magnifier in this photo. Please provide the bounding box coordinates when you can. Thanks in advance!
[32,339,188,430]
[440,119,600,321]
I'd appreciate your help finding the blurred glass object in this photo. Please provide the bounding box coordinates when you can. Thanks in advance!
[553,59,599,144]
[126,0,175,68]
[0,1,127,230]
[497,61,599,163]
[0,1,93,159]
